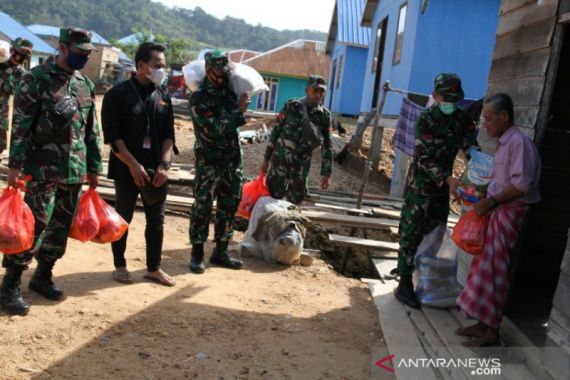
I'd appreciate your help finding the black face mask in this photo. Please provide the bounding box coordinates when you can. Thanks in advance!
[12,54,24,64]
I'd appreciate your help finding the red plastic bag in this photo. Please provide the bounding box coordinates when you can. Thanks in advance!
[91,191,128,244]
[451,210,488,255]
[69,188,100,242]
[0,187,35,254]
[237,171,271,219]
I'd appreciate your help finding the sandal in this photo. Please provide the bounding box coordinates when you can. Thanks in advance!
[143,270,176,287]
[113,268,133,284]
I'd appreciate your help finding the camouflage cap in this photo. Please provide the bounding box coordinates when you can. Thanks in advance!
[434,73,464,102]
[59,27,97,52]
[11,37,33,56]
[307,75,327,91]
[205,49,231,70]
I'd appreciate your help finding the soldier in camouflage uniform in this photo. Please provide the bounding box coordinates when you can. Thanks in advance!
[261,75,333,205]
[0,38,34,155]
[1,28,102,316]
[187,50,250,274]
[395,73,477,309]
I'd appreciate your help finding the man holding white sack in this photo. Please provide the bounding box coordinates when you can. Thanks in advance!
[187,50,250,274]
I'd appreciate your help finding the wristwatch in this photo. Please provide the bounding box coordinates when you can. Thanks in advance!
[160,160,172,170]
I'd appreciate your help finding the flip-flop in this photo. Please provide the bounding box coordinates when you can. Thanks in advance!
[143,272,176,287]
[113,269,133,284]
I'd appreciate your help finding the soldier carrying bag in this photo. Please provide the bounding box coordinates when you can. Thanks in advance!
[300,100,322,151]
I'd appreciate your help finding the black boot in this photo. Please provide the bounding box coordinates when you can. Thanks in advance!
[189,244,206,274]
[210,240,243,270]
[29,260,64,300]
[0,268,29,315]
[335,146,349,164]
[394,274,421,309]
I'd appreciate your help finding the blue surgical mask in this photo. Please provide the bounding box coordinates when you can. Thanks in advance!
[66,50,89,71]
[438,101,457,115]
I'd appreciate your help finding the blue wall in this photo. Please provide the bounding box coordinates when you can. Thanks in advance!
[359,0,499,116]
[326,44,368,116]
[250,75,307,113]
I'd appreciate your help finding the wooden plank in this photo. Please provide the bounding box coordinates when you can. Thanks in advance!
[488,48,551,82]
[371,124,384,170]
[492,17,556,61]
[328,234,399,251]
[500,0,535,15]
[371,207,401,219]
[487,76,546,107]
[559,11,570,24]
[305,193,404,209]
[496,0,558,37]
[313,202,373,215]
[512,105,540,129]
[368,269,438,380]
[302,210,399,229]
[389,227,399,235]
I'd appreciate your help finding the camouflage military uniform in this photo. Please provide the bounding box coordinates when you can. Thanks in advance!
[264,97,333,205]
[397,74,477,276]
[4,59,103,269]
[188,77,245,244]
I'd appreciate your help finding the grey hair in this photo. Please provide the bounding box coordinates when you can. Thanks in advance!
[483,93,514,122]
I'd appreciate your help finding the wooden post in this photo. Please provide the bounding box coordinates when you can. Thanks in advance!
[370,121,384,171]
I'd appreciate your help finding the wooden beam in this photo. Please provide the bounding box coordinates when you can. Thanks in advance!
[328,233,399,251]
[559,12,570,24]
[496,0,558,37]
[492,17,556,61]
[302,210,399,229]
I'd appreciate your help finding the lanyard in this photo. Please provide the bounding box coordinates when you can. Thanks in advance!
[129,79,152,137]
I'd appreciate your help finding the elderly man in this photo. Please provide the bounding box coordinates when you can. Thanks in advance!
[455,93,541,346]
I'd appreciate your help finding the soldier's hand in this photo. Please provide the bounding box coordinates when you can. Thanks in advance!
[261,159,269,174]
[87,173,99,189]
[238,93,251,113]
[6,168,21,188]
[321,176,331,190]
[129,163,150,187]
[153,167,168,187]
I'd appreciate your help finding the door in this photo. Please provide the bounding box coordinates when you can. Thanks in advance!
[371,17,388,109]
[328,59,337,109]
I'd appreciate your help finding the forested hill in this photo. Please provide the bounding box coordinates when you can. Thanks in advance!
[1,0,327,52]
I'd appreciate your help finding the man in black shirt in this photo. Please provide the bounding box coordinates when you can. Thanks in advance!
[102,42,176,286]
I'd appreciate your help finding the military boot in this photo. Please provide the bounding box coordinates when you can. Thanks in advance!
[29,259,64,300]
[394,274,421,309]
[0,268,30,315]
[210,240,243,270]
[335,146,349,164]
[189,243,206,274]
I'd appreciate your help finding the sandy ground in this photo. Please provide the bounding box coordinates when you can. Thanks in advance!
[0,99,392,379]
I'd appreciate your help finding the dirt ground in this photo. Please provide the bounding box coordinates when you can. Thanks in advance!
[0,100,392,379]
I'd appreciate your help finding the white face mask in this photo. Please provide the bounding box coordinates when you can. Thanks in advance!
[147,67,166,85]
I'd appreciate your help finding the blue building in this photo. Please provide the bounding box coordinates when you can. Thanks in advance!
[359,0,500,115]
[325,0,370,117]
[0,13,55,67]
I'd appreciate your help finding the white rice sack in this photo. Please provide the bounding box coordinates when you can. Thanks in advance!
[182,59,206,92]
[0,40,10,64]
[230,63,268,97]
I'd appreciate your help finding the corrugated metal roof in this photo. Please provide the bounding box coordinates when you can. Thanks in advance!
[117,32,155,45]
[0,13,55,55]
[326,0,370,54]
[27,24,111,46]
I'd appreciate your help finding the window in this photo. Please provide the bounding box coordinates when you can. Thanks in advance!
[393,2,407,65]
[336,55,343,89]
[256,77,279,112]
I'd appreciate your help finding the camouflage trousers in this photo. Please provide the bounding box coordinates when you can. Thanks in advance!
[0,101,8,154]
[2,181,81,269]
[397,191,450,276]
[189,162,243,244]
[266,146,311,205]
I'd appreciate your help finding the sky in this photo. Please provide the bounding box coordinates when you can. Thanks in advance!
[154,0,336,32]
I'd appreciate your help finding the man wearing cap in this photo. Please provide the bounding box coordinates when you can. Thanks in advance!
[187,50,250,274]
[1,27,102,316]
[394,73,477,309]
[0,38,33,155]
[261,74,333,205]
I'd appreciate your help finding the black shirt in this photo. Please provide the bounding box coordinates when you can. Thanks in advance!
[102,77,175,179]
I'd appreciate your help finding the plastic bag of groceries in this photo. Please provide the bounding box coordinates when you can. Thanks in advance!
[229,63,268,97]
[69,188,100,242]
[0,40,10,64]
[457,149,494,210]
[414,224,461,308]
[0,186,35,254]
[182,59,206,92]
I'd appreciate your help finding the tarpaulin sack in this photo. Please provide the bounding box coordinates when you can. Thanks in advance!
[414,224,461,308]
[69,188,100,242]
[229,63,268,97]
[237,171,271,219]
[0,187,35,254]
[451,210,488,255]
[91,191,128,244]
[182,59,206,92]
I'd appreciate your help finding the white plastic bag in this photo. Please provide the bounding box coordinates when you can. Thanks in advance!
[0,40,10,64]
[466,149,493,186]
[414,224,461,308]
[230,63,268,97]
[182,59,206,92]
